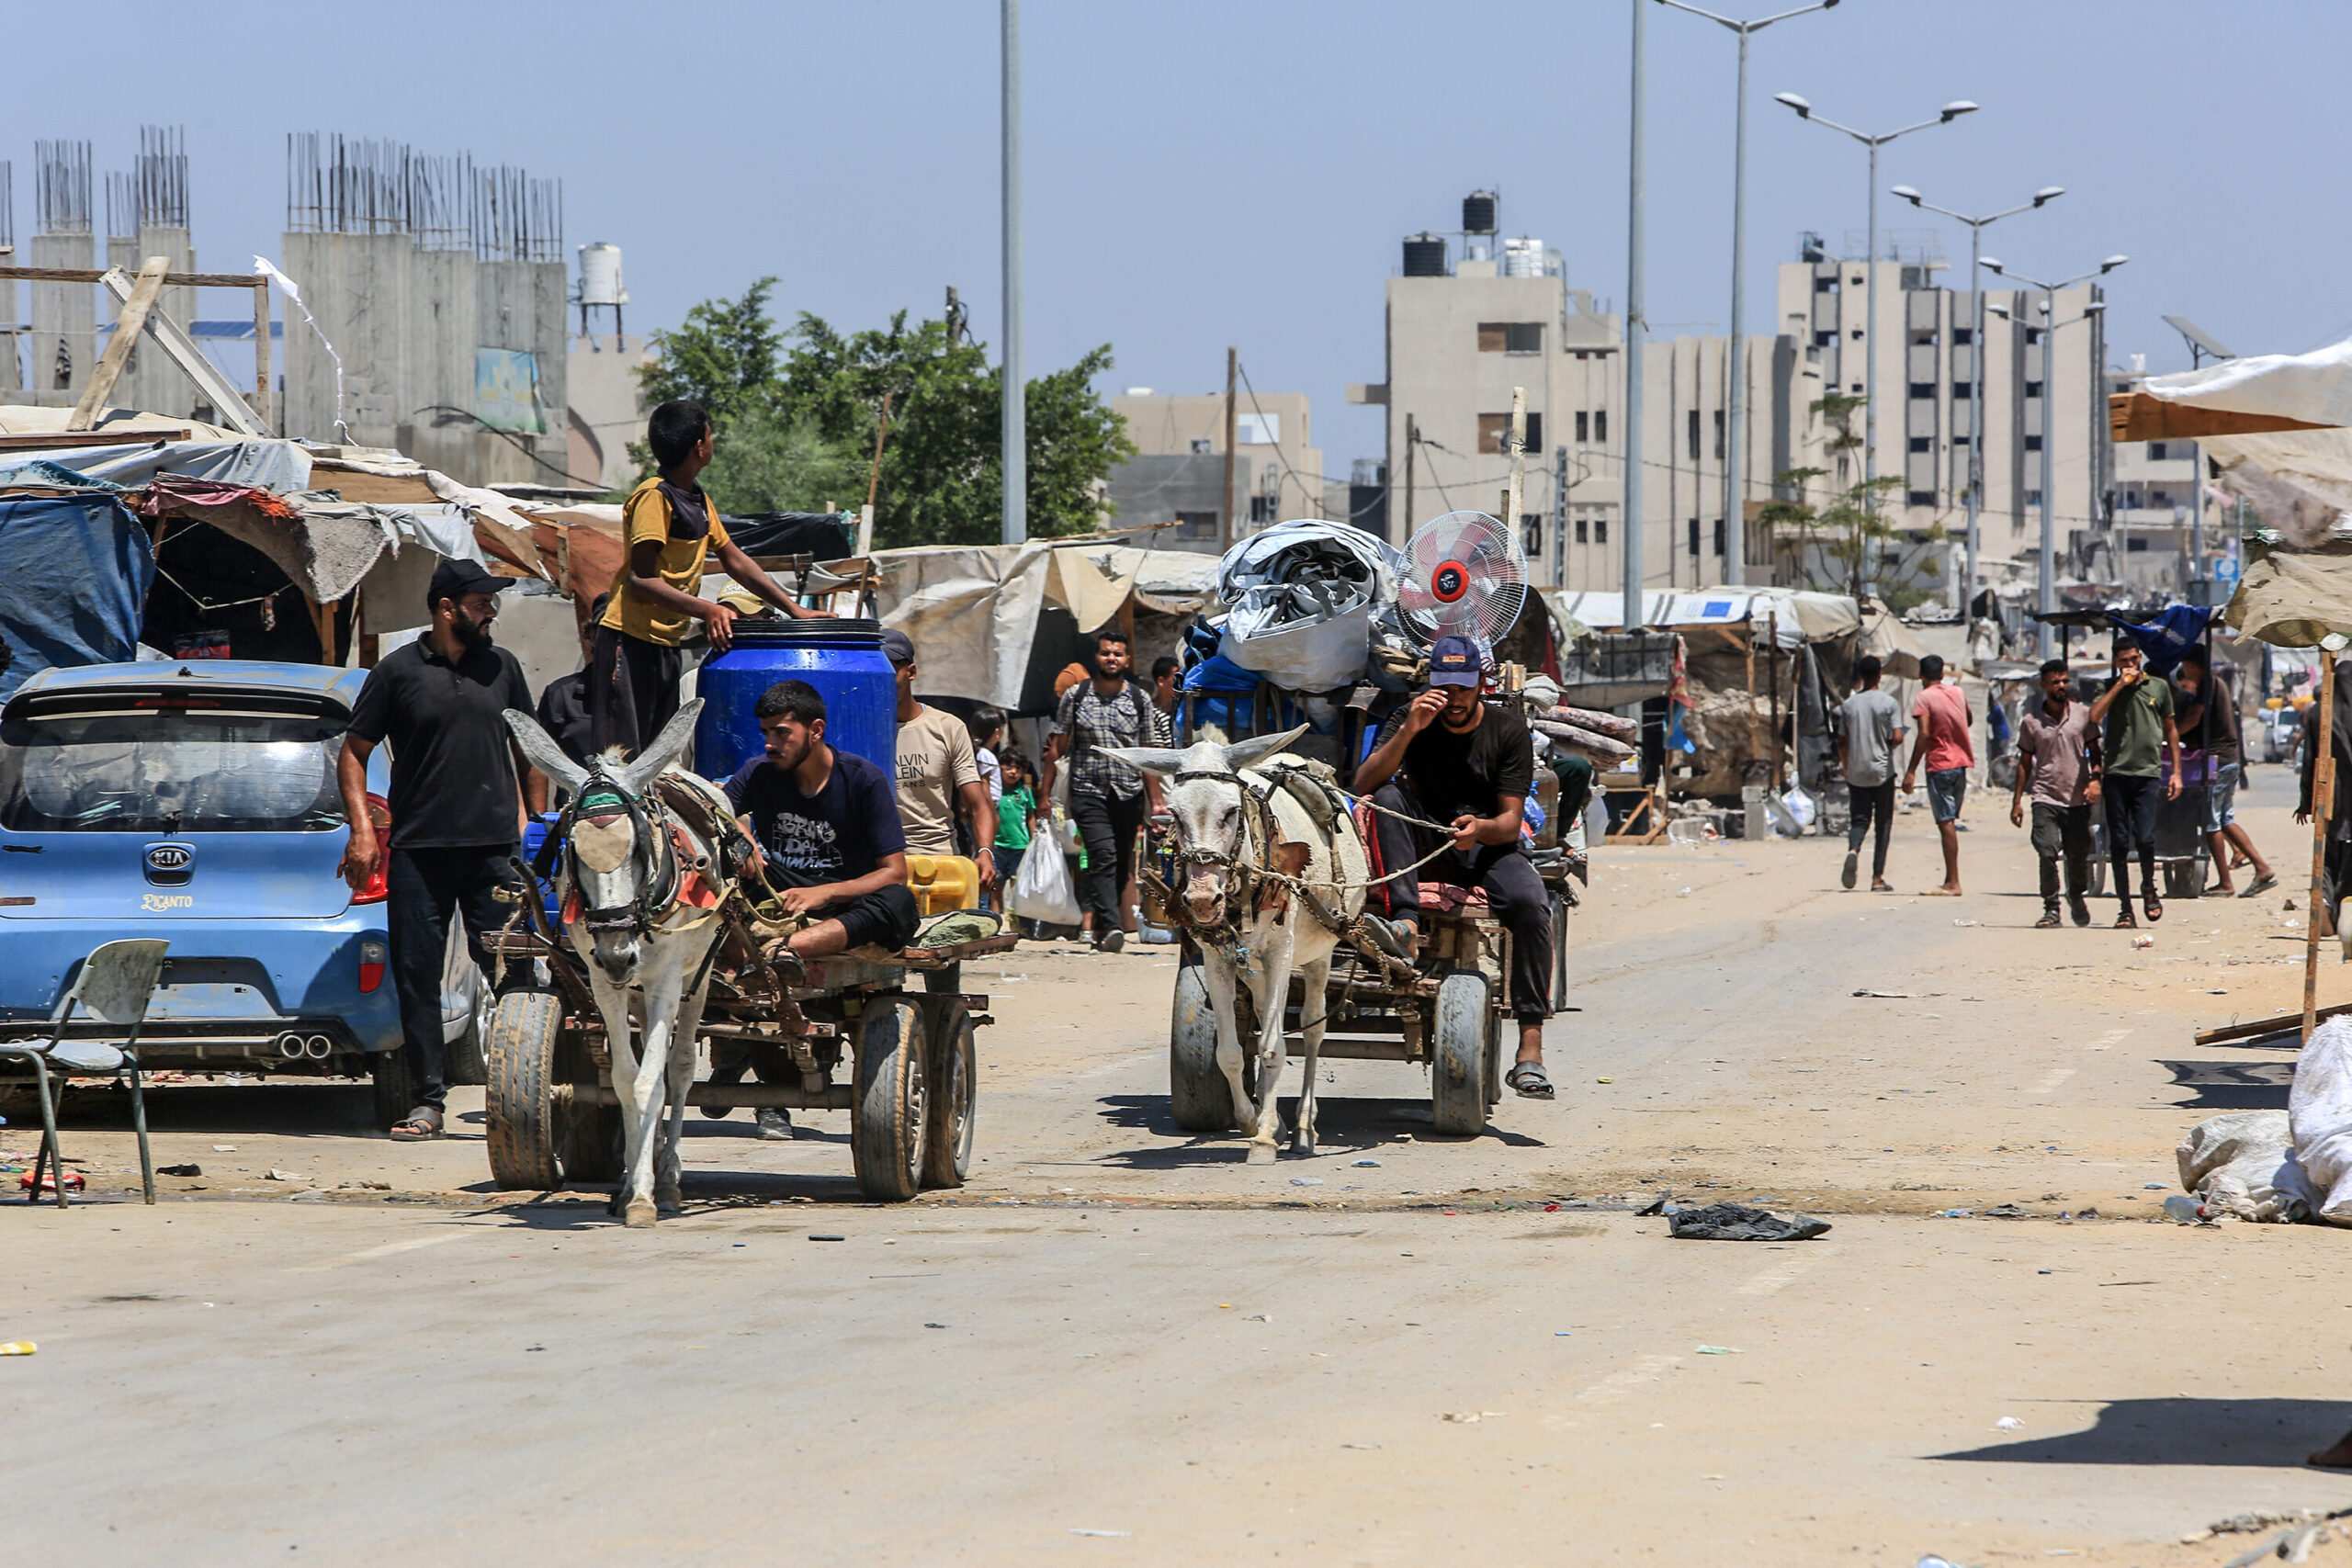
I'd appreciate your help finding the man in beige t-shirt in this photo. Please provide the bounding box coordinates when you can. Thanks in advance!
[883,628,994,888]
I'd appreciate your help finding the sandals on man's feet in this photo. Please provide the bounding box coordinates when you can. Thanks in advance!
[1506,1061,1555,1100]
[389,1105,444,1142]
[2034,909,2062,929]
[2143,894,2164,923]
[2113,908,2138,930]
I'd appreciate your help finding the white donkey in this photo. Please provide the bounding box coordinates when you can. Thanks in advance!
[1104,726,1369,1162]
[504,701,729,1227]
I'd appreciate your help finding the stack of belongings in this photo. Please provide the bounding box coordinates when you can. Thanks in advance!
[1523,694,1637,768]
[1214,520,1402,694]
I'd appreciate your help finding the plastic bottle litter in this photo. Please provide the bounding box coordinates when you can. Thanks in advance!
[1995,1416,2022,1430]
[2132,934,2154,950]
[2163,1194,2202,1223]
[0,1341,34,1356]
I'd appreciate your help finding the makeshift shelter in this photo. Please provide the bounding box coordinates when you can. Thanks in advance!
[0,487,154,699]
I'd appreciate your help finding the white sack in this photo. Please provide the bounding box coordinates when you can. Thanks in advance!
[1011,834,1081,928]
[1219,589,1372,691]
[2290,1016,2352,1224]
[2177,1110,2312,1223]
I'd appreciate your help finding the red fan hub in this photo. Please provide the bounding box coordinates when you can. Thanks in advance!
[1430,560,1471,603]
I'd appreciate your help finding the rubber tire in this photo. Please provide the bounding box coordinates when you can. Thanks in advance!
[1430,970,1491,1138]
[483,991,564,1190]
[1169,961,1233,1131]
[369,1044,416,1133]
[922,1008,977,1190]
[853,996,930,1202]
[445,980,492,1089]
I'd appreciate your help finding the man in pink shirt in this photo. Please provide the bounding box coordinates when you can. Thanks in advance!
[1900,653,1975,896]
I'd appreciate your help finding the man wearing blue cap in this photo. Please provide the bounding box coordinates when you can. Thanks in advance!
[1352,633,1555,1099]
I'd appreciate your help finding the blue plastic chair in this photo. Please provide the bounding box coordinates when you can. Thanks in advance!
[0,939,167,1208]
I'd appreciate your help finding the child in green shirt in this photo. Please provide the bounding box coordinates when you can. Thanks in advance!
[993,752,1040,912]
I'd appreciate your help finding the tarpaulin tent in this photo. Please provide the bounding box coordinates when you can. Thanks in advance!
[0,491,156,698]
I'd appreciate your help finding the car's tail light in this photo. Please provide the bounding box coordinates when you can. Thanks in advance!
[358,940,387,993]
[351,793,391,906]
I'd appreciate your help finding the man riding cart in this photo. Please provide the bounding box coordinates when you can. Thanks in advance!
[1351,634,1555,1100]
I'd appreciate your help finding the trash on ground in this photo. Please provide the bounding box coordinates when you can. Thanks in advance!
[264,1168,305,1182]
[1070,1529,1131,1538]
[339,1179,391,1191]
[1951,919,1980,927]
[157,1163,201,1177]
[1352,1159,1381,1168]
[1666,1201,1831,1242]
[2132,934,2154,949]
[808,1234,846,1242]
[1693,1345,1741,1355]
[17,1169,83,1193]
[1290,1177,1325,1186]
[211,1145,236,1152]
[1852,990,1915,998]
[2291,1017,2352,1226]
[0,1341,34,1356]
[2162,1194,2204,1224]
[1995,1416,2022,1430]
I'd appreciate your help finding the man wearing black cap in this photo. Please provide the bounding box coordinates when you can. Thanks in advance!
[1352,633,1555,1100]
[336,558,533,1141]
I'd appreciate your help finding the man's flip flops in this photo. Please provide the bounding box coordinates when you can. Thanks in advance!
[1506,1062,1555,1100]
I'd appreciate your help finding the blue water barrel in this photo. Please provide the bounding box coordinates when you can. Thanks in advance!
[694,617,897,783]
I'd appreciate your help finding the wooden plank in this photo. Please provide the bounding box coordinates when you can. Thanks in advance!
[2109,390,2337,444]
[306,467,441,504]
[0,427,189,450]
[251,279,271,433]
[69,257,170,430]
[0,265,274,289]
[98,267,268,437]
[2194,1000,2352,1047]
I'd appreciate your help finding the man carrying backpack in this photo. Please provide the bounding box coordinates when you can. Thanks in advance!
[1043,629,1165,953]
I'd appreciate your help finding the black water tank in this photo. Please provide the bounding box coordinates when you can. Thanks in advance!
[1463,189,1498,234]
[1402,231,1447,277]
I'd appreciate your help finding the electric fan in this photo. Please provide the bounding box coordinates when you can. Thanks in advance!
[1395,510,1528,651]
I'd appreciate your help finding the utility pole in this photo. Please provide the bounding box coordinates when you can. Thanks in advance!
[1552,443,1568,586]
[1502,386,1526,549]
[1623,0,1647,635]
[1222,345,1238,548]
[1403,412,1417,547]
[1000,0,1024,545]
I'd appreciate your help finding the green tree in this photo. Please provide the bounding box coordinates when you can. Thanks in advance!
[1756,392,1930,600]
[638,283,1134,547]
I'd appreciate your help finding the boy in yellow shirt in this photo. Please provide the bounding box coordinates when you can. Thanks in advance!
[592,400,827,756]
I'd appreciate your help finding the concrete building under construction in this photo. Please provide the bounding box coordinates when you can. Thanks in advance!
[280,134,569,490]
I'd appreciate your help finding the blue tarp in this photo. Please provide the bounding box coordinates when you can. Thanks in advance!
[2109,604,2214,677]
[0,492,156,700]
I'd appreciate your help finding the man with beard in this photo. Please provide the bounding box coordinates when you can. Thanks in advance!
[337,558,534,1141]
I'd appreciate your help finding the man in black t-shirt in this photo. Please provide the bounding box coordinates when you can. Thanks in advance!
[724,679,919,961]
[1352,634,1555,1100]
[338,558,533,1141]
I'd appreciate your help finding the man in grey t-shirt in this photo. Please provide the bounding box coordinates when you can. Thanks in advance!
[1835,654,1905,891]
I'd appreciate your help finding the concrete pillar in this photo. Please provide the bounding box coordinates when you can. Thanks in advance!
[28,231,94,406]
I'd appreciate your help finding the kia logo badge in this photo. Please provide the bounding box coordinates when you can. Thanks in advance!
[145,844,192,872]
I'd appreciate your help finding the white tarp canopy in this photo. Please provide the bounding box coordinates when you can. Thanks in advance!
[868,539,1221,708]
[1540,586,1860,648]
[2138,338,2352,547]
[0,406,311,493]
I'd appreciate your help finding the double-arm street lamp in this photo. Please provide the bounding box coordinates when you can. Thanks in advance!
[1775,93,1977,522]
[1982,253,2131,656]
[1654,0,1840,586]
[1889,183,2065,621]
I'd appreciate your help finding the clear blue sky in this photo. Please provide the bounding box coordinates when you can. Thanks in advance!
[17,1,2347,479]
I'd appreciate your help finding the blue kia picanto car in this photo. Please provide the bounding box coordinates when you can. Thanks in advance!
[0,659,492,1128]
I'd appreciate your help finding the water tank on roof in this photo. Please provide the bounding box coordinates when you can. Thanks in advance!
[1402,231,1447,277]
[1501,237,1546,277]
[577,242,627,307]
[1464,190,1498,235]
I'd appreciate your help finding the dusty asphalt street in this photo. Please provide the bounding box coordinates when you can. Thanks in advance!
[11,764,2352,1564]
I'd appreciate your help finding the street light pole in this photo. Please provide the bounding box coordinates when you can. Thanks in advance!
[1775,94,1978,524]
[1655,0,1839,588]
[1001,0,1025,546]
[1983,252,2130,657]
[1889,183,2064,624]
[1623,0,1648,635]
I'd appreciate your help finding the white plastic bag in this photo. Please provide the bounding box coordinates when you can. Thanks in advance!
[2177,1110,2312,1223]
[1011,834,1082,928]
[2290,1016,2352,1224]
[1781,784,1817,829]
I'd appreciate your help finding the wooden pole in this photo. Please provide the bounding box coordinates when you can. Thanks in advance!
[1767,610,1782,790]
[70,257,170,430]
[1222,346,1238,548]
[1403,412,1418,547]
[864,390,894,513]
[1503,386,1526,536]
[2306,653,2338,1043]
[252,278,272,432]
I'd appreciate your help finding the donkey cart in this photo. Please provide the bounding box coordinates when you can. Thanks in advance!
[478,911,1007,1203]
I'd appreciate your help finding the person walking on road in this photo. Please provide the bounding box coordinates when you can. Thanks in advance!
[1043,629,1164,953]
[1352,634,1555,1100]
[2087,639,2182,927]
[2173,645,2278,898]
[1900,653,1974,896]
[2010,658,2101,929]
[592,400,827,758]
[1835,654,1905,892]
[336,559,534,1142]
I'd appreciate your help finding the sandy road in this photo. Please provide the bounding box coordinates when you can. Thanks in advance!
[7,762,2351,1562]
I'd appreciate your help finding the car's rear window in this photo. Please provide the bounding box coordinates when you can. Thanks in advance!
[0,708,345,832]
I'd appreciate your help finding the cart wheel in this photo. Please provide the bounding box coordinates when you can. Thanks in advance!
[484,991,564,1190]
[1485,1005,1506,1110]
[853,995,930,1202]
[922,1008,977,1190]
[369,1043,415,1133]
[1430,971,1491,1138]
[2088,857,2108,899]
[2165,860,2203,899]
[1170,958,1258,1131]
[445,979,493,1089]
